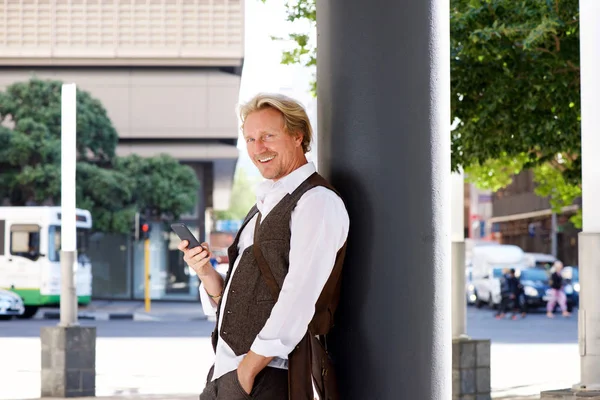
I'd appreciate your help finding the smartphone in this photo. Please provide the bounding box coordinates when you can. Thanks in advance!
[170,223,205,250]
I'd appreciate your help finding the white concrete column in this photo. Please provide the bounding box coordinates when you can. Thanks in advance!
[451,172,467,339]
[577,0,600,390]
[60,83,78,327]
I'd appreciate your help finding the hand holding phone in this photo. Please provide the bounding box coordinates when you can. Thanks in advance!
[171,223,205,250]
[172,223,212,276]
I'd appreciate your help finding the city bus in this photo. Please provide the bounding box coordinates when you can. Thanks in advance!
[0,207,93,318]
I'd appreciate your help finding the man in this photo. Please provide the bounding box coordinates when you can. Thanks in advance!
[507,268,526,320]
[178,93,349,399]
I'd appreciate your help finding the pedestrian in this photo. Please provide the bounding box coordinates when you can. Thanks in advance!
[507,268,526,320]
[178,93,350,400]
[547,261,571,318]
[495,268,512,319]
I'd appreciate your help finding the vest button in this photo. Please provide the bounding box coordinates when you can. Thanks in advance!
[227,310,232,314]
[223,331,227,335]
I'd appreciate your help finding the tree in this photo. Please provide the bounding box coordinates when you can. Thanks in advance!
[1,78,119,163]
[0,119,61,205]
[213,168,260,221]
[113,154,199,221]
[266,0,583,226]
[451,0,582,225]
[0,78,198,233]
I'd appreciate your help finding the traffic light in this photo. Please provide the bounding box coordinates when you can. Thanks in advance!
[140,219,151,241]
[134,213,152,241]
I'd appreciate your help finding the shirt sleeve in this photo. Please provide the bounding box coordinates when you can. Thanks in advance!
[198,270,227,316]
[250,187,350,358]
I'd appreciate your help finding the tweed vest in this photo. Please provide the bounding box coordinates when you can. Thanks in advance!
[210,172,344,357]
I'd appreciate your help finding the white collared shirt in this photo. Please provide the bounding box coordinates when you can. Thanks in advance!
[199,162,349,382]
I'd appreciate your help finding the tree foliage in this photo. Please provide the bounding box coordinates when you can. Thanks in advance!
[113,154,199,220]
[451,0,580,175]
[452,0,581,226]
[0,78,198,233]
[263,0,317,96]
[1,78,119,162]
[265,0,583,226]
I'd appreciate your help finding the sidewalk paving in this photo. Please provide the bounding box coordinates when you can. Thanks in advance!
[36,300,207,322]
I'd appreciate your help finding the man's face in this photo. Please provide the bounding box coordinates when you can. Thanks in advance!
[243,108,305,181]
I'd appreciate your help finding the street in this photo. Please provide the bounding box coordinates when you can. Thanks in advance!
[468,305,578,399]
[0,305,578,400]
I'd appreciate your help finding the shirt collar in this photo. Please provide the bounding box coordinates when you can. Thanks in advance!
[255,162,316,200]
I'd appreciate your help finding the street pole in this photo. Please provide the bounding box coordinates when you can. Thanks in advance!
[551,213,558,258]
[144,238,151,312]
[451,172,467,339]
[41,83,96,398]
[60,83,77,328]
[577,0,600,390]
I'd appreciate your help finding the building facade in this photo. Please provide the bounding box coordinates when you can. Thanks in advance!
[488,170,580,266]
[0,0,244,300]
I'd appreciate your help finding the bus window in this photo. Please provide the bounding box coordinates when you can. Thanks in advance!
[10,224,41,261]
[48,226,90,262]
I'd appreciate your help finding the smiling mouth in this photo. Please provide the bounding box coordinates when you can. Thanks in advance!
[258,156,275,163]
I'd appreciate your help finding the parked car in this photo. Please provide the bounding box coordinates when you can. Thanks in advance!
[518,267,576,312]
[471,244,528,308]
[0,289,25,320]
[524,252,557,270]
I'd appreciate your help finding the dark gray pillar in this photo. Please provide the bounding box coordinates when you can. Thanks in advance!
[41,326,96,397]
[317,0,451,399]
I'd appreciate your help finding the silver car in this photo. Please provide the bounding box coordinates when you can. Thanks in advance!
[0,289,25,320]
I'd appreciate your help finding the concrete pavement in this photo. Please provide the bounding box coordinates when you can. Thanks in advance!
[0,322,215,400]
[468,305,578,400]
[0,305,578,400]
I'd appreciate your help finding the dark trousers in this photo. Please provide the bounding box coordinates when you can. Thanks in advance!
[514,294,527,314]
[200,367,289,400]
[496,295,511,315]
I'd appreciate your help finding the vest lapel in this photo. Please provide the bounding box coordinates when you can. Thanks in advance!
[212,205,260,352]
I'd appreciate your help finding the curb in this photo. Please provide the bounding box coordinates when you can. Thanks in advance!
[43,311,135,321]
[42,311,207,322]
